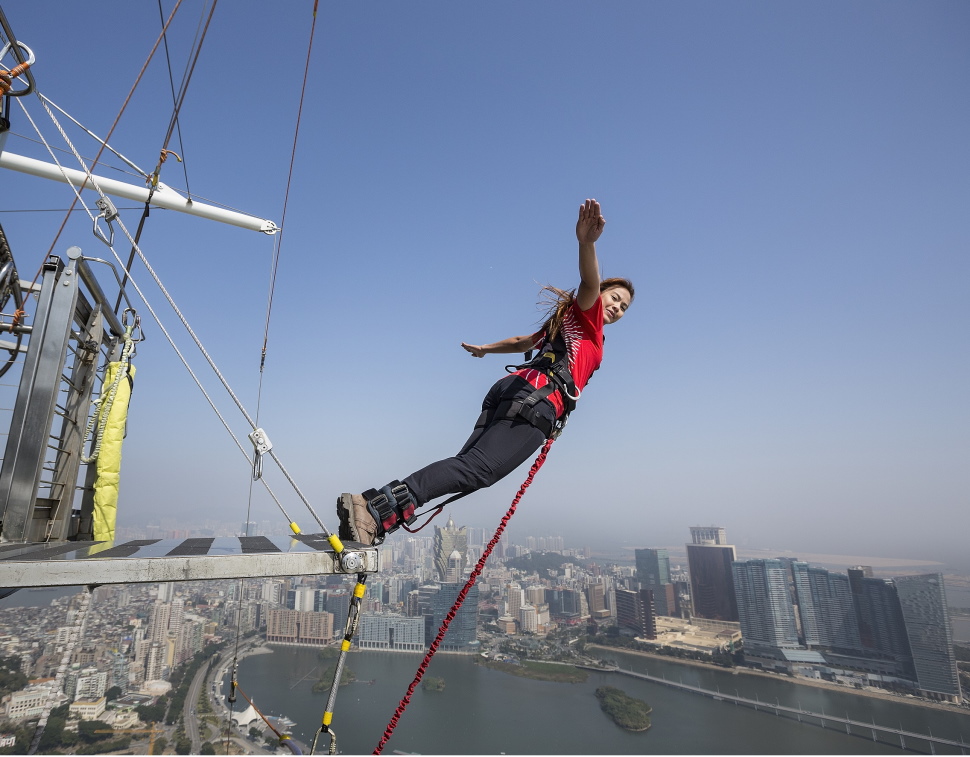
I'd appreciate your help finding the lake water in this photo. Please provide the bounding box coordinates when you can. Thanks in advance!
[232,646,970,755]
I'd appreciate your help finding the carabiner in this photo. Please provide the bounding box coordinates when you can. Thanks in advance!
[0,41,36,97]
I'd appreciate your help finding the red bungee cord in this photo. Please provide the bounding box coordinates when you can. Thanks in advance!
[373,437,555,755]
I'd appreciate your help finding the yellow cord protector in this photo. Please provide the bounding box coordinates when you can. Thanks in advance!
[92,362,136,541]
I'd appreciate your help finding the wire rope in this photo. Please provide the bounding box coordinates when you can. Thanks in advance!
[15,95,315,531]
[42,0,187,260]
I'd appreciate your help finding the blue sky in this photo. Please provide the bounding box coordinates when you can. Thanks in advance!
[2,1,968,569]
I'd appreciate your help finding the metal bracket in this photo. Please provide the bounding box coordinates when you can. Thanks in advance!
[248,427,272,479]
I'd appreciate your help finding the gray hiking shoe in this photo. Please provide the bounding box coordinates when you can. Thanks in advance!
[337,493,379,546]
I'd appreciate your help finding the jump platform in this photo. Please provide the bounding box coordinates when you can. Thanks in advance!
[0,534,380,589]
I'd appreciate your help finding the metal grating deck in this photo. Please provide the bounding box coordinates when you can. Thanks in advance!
[0,535,379,588]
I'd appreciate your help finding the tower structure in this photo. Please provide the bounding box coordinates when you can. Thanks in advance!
[615,588,657,639]
[635,548,675,615]
[433,517,468,582]
[685,527,738,621]
[895,573,962,702]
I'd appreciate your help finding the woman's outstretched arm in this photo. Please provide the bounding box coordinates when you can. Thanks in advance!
[575,198,606,311]
[460,335,535,358]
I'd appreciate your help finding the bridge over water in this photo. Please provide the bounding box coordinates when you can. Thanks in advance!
[584,664,969,754]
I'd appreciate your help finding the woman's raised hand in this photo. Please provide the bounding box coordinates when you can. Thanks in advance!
[576,198,606,244]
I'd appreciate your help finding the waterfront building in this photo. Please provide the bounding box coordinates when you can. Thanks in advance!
[614,588,657,639]
[265,609,335,646]
[731,559,799,650]
[790,562,819,646]
[803,567,862,651]
[358,614,425,651]
[895,573,962,702]
[430,582,479,651]
[635,548,675,615]
[847,568,914,673]
[686,541,739,622]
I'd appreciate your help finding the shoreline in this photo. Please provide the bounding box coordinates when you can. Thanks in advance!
[587,644,970,717]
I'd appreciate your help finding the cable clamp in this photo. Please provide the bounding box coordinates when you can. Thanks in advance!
[249,427,273,480]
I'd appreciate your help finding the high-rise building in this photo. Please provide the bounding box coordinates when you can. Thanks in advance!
[518,605,538,633]
[445,550,463,583]
[586,582,609,619]
[847,568,913,672]
[790,561,819,646]
[505,582,523,619]
[265,609,335,646]
[358,614,425,650]
[801,567,862,651]
[614,588,657,639]
[433,517,468,582]
[635,548,674,615]
[686,539,738,622]
[545,588,583,622]
[431,582,479,651]
[895,574,962,702]
[732,559,799,649]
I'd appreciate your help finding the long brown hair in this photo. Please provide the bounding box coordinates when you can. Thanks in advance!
[538,277,635,341]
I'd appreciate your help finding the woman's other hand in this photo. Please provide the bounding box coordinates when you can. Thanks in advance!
[461,342,487,358]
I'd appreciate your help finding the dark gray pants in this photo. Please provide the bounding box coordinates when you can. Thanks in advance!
[403,376,555,507]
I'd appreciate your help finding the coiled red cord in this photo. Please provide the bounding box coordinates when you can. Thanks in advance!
[373,438,555,754]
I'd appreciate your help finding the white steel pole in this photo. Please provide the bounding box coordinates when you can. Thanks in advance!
[0,151,279,234]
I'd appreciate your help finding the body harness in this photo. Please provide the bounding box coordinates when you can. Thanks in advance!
[499,331,580,439]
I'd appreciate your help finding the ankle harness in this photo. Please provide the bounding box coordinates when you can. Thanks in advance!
[363,481,417,538]
[503,334,579,438]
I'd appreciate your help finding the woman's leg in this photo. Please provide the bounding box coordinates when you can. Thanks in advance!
[403,377,554,506]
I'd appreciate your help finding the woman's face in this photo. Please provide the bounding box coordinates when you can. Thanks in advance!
[601,286,632,325]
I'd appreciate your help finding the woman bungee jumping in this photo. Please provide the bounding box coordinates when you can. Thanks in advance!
[337,198,634,546]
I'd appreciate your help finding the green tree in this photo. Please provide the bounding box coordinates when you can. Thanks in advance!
[77,719,113,743]
[152,735,168,755]
[200,742,216,755]
[249,726,262,741]
[105,684,123,701]
[0,656,27,699]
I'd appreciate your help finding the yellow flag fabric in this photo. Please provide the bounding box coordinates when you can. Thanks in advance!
[92,361,136,542]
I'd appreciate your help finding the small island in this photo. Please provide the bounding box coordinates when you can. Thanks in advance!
[595,686,652,732]
[312,663,356,692]
[422,676,446,692]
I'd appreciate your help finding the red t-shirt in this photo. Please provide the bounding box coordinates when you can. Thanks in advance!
[512,298,605,418]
